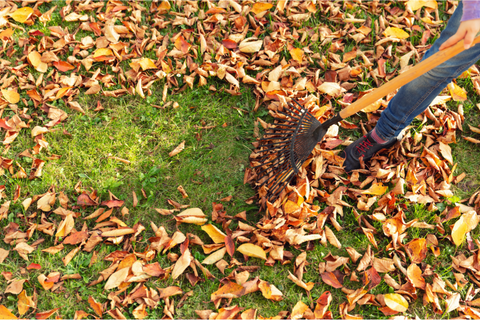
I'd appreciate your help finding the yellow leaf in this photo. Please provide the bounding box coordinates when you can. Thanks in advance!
[384,293,409,312]
[291,301,309,320]
[406,0,437,11]
[448,82,467,101]
[1,89,20,104]
[93,48,113,58]
[237,243,267,260]
[290,48,304,63]
[452,211,479,246]
[201,224,226,243]
[383,27,410,39]
[251,2,273,15]
[362,183,388,196]
[9,7,34,23]
[18,290,35,316]
[138,58,157,71]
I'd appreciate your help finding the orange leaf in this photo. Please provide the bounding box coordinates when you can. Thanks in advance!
[0,305,17,319]
[211,281,245,301]
[406,264,425,290]
[53,61,74,72]
[405,238,427,264]
[0,28,13,39]
[175,35,191,54]
[251,2,273,15]
[88,296,103,317]
[56,86,72,100]
[35,308,59,320]
[290,48,304,63]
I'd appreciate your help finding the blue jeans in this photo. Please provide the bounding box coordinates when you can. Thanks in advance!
[375,0,480,141]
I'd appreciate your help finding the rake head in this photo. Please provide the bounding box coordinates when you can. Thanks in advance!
[251,100,343,203]
[251,101,320,203]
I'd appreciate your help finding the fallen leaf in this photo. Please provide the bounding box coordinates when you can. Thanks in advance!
[384,293,409,312]
[237,243,267,260]
[169,141,185,157]
[9,7,34,23]
[201,224,227,243]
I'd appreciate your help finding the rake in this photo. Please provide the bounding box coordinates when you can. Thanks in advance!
[252,36,480,203]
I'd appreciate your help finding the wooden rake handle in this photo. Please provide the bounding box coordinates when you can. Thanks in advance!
[339,35,480,119]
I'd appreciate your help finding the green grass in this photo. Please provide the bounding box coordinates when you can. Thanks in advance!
[2,1,480,319]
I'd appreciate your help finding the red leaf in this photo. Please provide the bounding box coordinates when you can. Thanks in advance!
[222,39,238,49]
[27,263,41,270]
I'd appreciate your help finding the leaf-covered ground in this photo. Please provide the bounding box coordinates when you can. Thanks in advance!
[2,0,480,319]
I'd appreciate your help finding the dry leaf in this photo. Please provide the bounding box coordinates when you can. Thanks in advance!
[169,141,185,157]
[237,243,267,260]
[384,293,409,312]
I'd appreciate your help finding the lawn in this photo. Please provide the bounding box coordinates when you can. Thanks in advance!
[1,1,480,319]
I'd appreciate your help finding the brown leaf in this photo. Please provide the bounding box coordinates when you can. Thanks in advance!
[225,235,235,257]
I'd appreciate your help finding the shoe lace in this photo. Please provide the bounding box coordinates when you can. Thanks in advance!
[355,135,374,157]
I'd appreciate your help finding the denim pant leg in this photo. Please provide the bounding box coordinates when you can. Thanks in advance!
[375,0,480,141]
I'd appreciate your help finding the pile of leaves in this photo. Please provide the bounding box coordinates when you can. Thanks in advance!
[2,0,480,318]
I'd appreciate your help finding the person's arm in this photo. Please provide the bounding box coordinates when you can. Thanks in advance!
[440,0,480,50]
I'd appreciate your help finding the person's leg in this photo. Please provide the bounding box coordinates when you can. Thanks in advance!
[374,0,480,141]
